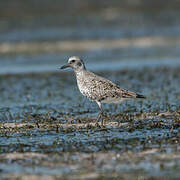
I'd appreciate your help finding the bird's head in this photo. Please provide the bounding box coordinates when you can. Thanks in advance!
[60,56,86,72]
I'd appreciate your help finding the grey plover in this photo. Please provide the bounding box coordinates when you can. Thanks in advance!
[60,56,145,125]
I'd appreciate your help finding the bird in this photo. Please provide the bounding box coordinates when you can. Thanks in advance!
[60,56,145,126]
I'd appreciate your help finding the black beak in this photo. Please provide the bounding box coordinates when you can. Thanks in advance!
[60,64,70,69]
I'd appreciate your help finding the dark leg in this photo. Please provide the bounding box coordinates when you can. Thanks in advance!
[95,101,104,126]
[96,110,104,126]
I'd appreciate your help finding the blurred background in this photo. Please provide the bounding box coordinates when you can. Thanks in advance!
[0,0,180,74]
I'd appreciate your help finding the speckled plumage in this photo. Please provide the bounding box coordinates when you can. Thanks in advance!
[75,70,140,103]
[60,56,145,125]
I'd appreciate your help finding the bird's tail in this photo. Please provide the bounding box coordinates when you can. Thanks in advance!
[136,93,146,99]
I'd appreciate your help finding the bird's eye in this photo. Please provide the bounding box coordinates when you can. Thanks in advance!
[71,60,75,63]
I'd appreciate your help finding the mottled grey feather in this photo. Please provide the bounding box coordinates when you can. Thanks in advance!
[61,56,145,105]
[75,70,144,103]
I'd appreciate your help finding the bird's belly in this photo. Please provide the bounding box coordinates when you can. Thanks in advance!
[101,97,127,104]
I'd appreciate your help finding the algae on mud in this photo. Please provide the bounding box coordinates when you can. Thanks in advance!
[0,66,180,179]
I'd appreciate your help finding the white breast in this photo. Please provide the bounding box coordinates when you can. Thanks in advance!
[76,72,91,98]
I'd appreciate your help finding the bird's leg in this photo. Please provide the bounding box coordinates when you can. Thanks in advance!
[97,110,104,126]
[95,101,104,126]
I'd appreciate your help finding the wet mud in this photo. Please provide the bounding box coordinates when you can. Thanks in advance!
[0,1,180,179]
[0,67,179,179]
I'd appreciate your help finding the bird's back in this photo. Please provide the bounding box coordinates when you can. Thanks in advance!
[75,70,145,103]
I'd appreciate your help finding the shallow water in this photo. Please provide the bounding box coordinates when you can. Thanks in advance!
[0,1,180,179]
[0,57,180,75]
[0,66,179,179]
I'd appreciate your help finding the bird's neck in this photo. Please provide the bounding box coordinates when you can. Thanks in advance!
[74,69,86,79]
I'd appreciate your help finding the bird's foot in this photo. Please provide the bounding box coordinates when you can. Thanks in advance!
[95,122,101,128]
